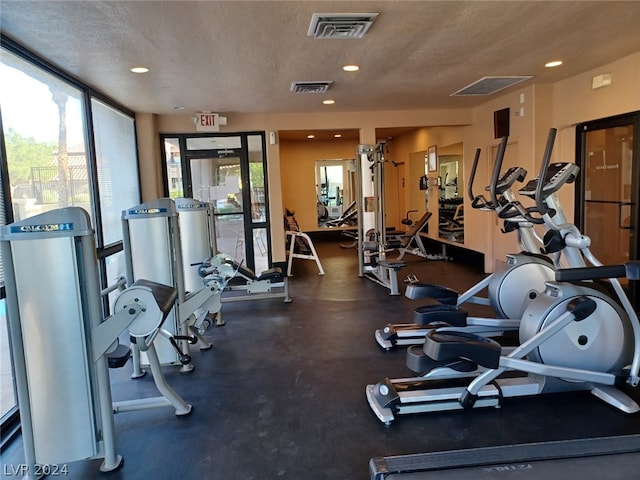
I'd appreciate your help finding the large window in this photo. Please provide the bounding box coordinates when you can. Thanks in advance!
[92,98,140,247]
[1,48,91,224]
[0,37,141,435]
[0,117,15,422]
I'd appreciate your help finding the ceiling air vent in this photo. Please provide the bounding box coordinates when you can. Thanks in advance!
[451,76,533,96]
[290,81,333,94]
[308,13,379,39]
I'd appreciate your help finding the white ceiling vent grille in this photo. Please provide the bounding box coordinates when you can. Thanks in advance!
[308,13,379,39]
[290,81,333,94]
[451,76,533,96]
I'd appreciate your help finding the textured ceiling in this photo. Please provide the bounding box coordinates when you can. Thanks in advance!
[1,1,640,116]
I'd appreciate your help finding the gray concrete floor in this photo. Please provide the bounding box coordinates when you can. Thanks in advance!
[2,239,640,479]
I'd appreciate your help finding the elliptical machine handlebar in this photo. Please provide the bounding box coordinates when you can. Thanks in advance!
[467,147,483,205]
[556,261,640,282]
[469,137,519,211]
[534,128,558,217]
[483,136,541,225]
[496,200,546,224]
[489,136,509,210]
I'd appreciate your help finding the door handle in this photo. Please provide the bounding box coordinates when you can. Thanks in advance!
[619,201,633,229]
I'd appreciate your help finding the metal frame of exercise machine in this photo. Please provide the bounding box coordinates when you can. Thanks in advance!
[0,207,191,479]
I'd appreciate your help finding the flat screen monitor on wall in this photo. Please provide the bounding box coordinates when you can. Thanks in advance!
[494,108,510,139]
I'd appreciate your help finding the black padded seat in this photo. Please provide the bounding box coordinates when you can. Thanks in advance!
[129,279,177,319]
[107,343,131,369]
[257,267,284,282]
[378,260,406,270]
[231,262,258,280]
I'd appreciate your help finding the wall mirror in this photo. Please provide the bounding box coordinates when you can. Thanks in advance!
[315,158,357,228]
[438,143,464,243]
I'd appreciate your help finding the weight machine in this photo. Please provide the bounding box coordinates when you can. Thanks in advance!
[0,207,191,479]
[356,141,406,295]
[122,198,225,375]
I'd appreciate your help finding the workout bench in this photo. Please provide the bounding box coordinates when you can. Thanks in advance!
[285,210,325,276]
[396,211,446,260]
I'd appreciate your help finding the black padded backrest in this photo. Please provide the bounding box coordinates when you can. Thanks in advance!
[227,259,257,280]
[406,212,432,236]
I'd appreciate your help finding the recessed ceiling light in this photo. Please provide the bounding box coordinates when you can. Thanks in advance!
[307,134,315,139]
[173,106,185,110]
[323,99,336,105]
[130,66,149,73]
[545,60,563,68]
[343,64,360,72]
[334,134,342,138]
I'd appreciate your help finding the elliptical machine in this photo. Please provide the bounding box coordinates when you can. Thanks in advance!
[375,137,557,349]
[366,128,640,424]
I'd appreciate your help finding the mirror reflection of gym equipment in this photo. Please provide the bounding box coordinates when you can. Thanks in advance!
[438,144,464,243]
[315,159,357,227]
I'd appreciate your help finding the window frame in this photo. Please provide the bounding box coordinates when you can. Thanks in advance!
[0,34,142,440]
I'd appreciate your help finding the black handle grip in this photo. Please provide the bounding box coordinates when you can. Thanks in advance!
[556,264,627,282]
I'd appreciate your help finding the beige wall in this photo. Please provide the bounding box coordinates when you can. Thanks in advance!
[134,112,163,201]
[152,110,471,262]
[382,127,466,240]
[279,138,358,231]
[140,51,640,269]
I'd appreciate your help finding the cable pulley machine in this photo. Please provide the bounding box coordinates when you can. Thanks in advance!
[0,207,191,478]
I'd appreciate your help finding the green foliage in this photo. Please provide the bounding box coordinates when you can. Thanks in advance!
[4,128,56,183]
[249,161,265,187]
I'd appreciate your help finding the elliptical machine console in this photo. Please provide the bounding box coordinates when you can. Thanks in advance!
[519,162,579,198]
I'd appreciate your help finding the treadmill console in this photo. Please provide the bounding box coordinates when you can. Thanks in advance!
[519,163,580,198]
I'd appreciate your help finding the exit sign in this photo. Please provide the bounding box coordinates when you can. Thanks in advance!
[196,113,219,132]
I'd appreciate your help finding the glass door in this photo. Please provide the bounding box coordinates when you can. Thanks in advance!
[163,133,270,274]
[577,112,639,306]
